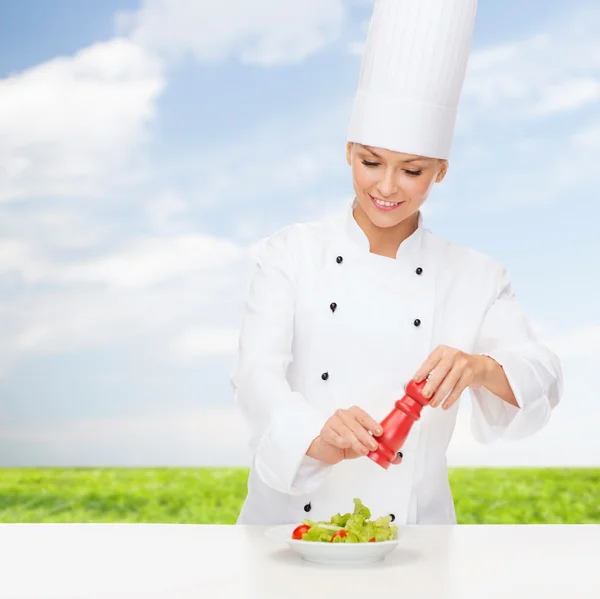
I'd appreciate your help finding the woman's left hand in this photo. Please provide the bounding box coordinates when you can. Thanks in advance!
[413,345,490,410]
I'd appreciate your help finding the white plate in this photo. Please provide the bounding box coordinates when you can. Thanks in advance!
[265,524,400,565]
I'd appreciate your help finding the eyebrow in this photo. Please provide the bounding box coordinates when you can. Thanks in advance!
[361,145,427,163]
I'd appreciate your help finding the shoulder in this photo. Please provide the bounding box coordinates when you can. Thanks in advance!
[424,230,509,291]
[254,212,336,256]
[251,212,336,273]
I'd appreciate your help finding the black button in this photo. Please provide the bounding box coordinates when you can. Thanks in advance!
[414,319,421,327]
[321,372,329,380]
[330,302,337,312]
[390,513,395,522]
[416,267,423,275]
[397,451,403,458]
[336,256,343,264]
[304,503,312,513]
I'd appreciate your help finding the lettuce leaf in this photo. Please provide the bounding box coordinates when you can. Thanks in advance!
[352,497,371,520]
[329,512,352,527]
[300,525,337,542]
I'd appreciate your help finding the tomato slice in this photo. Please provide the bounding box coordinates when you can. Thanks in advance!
[330,529,348,542]
[292,524,311,540]
[369,538,376,542]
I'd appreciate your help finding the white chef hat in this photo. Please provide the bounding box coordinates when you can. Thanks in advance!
[347,0,478,160]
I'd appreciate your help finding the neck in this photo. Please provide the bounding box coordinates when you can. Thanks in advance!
[353,200,420,259]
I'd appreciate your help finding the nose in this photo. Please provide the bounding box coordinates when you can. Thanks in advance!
[377,168,399,197]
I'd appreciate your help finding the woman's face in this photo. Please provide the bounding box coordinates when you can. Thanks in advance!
[346,142,448,229]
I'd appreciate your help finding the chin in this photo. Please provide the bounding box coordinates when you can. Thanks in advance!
[369,213,401,229]
[361,197,407,228]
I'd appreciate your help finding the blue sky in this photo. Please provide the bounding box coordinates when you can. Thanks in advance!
[0,0,599,467]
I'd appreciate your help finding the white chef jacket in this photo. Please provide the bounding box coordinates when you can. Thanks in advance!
[231,198,563,526]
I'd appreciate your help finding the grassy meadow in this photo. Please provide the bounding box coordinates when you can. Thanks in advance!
[0,467,598,524]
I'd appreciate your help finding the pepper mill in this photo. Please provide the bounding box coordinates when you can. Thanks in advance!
[367,379,431,469]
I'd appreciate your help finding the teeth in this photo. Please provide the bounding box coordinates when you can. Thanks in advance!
[373,197,399,207]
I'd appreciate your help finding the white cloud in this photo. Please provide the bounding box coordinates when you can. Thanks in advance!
[0,38,165,204]
[448,25,600,214]
[152,94,351,215]
[0,406,252,467]
[347,41,365,56]
[546,324,600,361]
[0,205,252,377]
[0,0,352,207]
[0,226,246,286]
[572,119,600,150]
[60,234,245,288]
[0,231,254,375]
[0,240,42,281]
[461,9,600,123]
[447,403,600,467]
[118,0,346,66]
[170,328,241,361]
[142,190,188,234]
[533,77,600,116]
[0,207,114,251]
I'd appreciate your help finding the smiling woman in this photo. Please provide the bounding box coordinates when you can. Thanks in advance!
[346,143,448,258]
[231,0,563,528]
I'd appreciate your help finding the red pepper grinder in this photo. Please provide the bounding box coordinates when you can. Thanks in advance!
[367,379,431,469]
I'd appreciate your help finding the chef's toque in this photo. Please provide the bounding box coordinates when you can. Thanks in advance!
[347,0,478,159]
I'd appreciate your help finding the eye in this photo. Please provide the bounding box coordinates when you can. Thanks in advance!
[361,160,380,167]
[404,169,422,177]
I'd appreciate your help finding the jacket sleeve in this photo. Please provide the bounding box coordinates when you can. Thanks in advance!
[231,228,333,495]
[469,265,563,443]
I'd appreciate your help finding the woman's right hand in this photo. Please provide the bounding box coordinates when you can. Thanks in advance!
[306,406,386,465]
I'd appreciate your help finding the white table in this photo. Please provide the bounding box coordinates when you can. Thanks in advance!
[1,523,599,598]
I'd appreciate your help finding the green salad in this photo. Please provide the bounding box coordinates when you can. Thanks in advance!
[291,498,398,543]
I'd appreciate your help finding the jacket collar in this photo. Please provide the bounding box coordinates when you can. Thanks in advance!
[343,196,426,261]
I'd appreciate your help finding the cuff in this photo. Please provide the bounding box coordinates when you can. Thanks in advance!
[290,454,333,494]
[481,349,543,410]
[254,400,332,495]
[470,349,550,443]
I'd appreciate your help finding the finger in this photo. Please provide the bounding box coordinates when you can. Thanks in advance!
[344,446,363,460]
[429,364,462,407]
[330,419,366,455]
[413,346,443,383]
[422,358,453,399]
[340,412,378,454]
[391,452,403,465]
[350,406,383,436]
[441,371,471,410]
[430,354,469,406]
[337,416,374,455]
[323,422,351,448]
[328,430,351,448]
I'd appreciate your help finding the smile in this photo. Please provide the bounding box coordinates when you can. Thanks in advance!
[369,194,403,211]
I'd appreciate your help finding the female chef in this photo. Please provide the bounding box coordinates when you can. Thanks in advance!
[231,0,563,526]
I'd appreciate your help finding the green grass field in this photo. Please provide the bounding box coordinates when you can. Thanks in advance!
[0,468,598,524]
